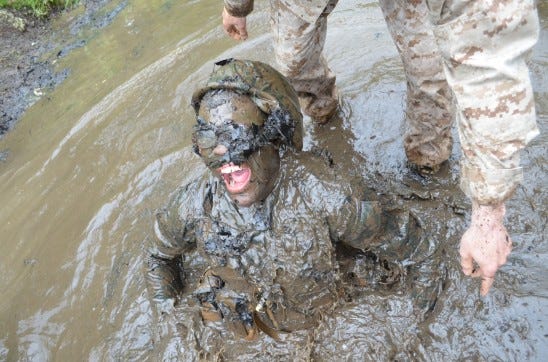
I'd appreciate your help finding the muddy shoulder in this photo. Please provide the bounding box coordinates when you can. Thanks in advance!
[0,0,123,138]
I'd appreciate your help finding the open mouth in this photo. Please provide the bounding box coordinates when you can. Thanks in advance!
[219,163,251,193]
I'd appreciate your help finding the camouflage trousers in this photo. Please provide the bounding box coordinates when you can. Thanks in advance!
[270,0,539,204]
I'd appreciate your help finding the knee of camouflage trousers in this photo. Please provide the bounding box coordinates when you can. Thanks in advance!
[378,0,454,171]
[270,0,340,123]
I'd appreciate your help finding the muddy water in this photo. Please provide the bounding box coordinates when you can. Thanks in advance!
[0,0,546,360]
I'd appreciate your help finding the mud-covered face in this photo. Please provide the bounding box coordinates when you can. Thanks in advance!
[194,91,280,206]
[194,119,260,169]
[193,90,266,169]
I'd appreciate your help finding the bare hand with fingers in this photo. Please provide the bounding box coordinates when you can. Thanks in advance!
[222,7,248,40]
[460,202,512,296]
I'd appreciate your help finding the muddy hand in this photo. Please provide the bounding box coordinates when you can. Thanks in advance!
[459,202,512,297]
[222,8,248,40]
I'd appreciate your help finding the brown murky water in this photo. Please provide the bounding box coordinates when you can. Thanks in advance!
[0,0,546,360]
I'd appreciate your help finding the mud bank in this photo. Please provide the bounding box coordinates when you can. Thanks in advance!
[0,0,125,137]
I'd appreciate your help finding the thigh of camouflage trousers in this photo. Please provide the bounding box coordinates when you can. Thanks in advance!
[269,0,337,98]
[427,0,539,203]
[379,0,453,168]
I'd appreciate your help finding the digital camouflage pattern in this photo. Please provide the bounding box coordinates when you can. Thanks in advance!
[269,0,340,123]
[378,0,454,171]
[226,0,340,122]
[223,0,540,205]
[426,0,539,205]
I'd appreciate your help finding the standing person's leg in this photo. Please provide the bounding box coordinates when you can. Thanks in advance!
[270,0,339,124]
[378,0,453,172]
[427,0,539,205]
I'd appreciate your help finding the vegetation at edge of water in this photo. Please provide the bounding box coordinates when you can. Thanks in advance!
[0,0,79,17]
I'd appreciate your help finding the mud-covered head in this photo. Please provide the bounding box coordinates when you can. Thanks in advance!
[192,59,302,206]
[191,58,303,169]
[190,59,303,207]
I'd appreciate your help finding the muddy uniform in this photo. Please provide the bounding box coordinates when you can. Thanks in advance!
[145,151,391,334]
[223,0,540,204]
[145,147,437,337]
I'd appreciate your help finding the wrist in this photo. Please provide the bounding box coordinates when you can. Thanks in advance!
[470,201,505,228]
[223,5,252,18]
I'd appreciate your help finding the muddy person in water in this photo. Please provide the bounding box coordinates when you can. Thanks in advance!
[145,59,441,339]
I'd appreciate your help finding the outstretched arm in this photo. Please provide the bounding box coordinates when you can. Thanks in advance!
[430,0,539,296]
[145,210,196,313]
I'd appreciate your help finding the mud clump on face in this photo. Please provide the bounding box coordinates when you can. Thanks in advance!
[193,89,298,170]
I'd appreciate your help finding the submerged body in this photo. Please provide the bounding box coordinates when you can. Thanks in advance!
[145,59,440,339]
[146,150,391,334]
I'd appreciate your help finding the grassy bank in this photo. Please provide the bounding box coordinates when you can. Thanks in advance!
[0,0,79,17]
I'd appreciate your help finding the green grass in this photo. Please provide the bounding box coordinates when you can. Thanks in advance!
[0,0,79,17]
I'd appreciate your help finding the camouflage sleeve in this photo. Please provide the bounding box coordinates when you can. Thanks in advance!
[223,0,254,17]
[144,183,202,303]
[431,0,540,205]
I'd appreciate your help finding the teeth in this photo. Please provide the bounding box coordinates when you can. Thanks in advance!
[221,165,242,174]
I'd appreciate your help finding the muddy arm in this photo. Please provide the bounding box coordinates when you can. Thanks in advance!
[223,0,254,17]
[145,211,196,306]
[145,252,182,305]
[328,198,384,252]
